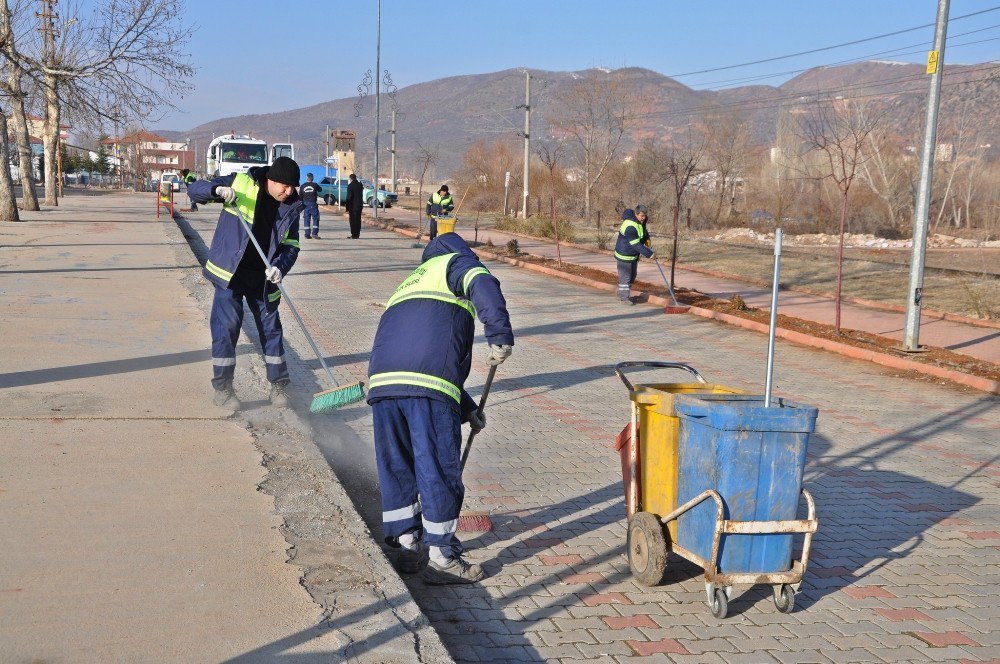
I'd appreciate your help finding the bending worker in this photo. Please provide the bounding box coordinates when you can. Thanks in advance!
[367,232,514,584]
[614,204,654,305]
[181,168,198,211]
[426,184,454,240]
[188,157,303,410]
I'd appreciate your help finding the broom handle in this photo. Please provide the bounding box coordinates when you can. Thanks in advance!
[232,205,340,388]
[654,257,681,307]
[460,364,497,471]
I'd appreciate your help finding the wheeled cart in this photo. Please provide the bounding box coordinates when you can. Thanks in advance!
[616,363,820,619]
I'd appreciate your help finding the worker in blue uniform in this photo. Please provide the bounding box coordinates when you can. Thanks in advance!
[187,157,303,410]
[614,204,654,304]
[299,173,322,239]
[181,169,198,211]
[426,185,454,240]
[368,232,514,584]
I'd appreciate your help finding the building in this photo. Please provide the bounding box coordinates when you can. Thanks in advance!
[103,131,195,185]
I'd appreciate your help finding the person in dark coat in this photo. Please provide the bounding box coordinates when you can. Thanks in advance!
[368,232,514,584]
[614,205,654,304]
[298,173,322,239]
[181,169,198,211]
[187,157,303,409]
[345,173,364,239]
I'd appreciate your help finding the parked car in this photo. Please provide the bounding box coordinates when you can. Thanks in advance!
[317,177,398,208]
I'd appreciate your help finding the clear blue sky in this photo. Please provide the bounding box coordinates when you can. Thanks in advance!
[153,0,1000,131]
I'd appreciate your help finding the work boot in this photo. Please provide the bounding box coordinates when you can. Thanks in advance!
[312,233,321,240]
[269,381,290,408]
[304,233,312,239]
[621,297,636,306]
[423,556,484,585]
[212,384,240,411]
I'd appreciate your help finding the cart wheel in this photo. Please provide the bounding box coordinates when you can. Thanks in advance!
[710,587,729,619]
[774,584,795,613]
[627,512,668,586]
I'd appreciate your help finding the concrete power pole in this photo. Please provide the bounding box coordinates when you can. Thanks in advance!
[521,71,530,219]
[390,110,396,194]
[902,0,950,352]
[373,0,381,220]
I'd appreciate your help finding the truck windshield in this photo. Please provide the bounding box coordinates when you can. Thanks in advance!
[220,142,267,164]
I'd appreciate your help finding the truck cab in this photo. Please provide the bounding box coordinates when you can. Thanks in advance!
[206,134,295,177]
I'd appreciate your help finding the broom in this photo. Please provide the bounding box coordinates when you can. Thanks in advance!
[653,257,691,314]
[457,364,497,533]
[233,206,365,412]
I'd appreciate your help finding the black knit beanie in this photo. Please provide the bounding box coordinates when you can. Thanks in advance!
[267,157,300,186]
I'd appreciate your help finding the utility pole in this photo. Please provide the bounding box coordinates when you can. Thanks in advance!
[37,0,59,201]
[373,0,381,220]
[325,124,330,179]
[520,71,530,219]
[903,0,950,352]
[390,109,396,194]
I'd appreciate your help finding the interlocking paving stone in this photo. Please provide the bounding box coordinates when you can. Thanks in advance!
[179,219,999,664]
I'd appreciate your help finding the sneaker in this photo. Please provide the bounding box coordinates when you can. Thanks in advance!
[269,381,290,407]
[422,556,484,585]
[212,385,239,410]
[394,546,428,575]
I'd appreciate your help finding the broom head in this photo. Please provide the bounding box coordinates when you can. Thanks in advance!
[310,381,366,413]
[457,510,493,532]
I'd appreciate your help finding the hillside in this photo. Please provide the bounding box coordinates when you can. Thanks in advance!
[161,61,1000,178]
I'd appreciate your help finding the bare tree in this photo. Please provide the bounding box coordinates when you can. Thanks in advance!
[856,122,912,230]
[0,0,39,212]
[1,0,193,206]
[663,133,702,285]
[702,109,752,225]
[537,139,565,264]
[0,105,19,219]
[799,98,884,333]
[548,71,641,220]
[412,141,438,240]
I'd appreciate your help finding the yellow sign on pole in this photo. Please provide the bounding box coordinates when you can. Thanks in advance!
[926,50,939,75]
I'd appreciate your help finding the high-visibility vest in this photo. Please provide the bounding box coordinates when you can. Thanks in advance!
[369,253,489,404]
[204,174,299,284]
[431,192,453,208]
[184,172,196,184]
[614,218,647,262]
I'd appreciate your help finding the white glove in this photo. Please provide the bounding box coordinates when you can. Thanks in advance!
[265,266,282,284]
[467,410,486,432]
[486,344,512,366]
[215,186,237,204]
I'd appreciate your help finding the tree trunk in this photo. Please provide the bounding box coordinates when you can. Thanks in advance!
[551,194,561,267]
[835,192,848,334]
[670,204,680,287]
[42,73,60,206]
[0,108,22,221]
[8,76,39,211]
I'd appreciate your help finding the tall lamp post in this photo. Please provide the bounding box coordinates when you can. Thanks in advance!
[373,0,381,220]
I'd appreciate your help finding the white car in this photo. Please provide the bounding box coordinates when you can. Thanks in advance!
[160,173,181,192]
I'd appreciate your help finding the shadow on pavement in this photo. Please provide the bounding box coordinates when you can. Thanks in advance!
[0,348,211,388]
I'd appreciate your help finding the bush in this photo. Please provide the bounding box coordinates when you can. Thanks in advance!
[494,216,575,242]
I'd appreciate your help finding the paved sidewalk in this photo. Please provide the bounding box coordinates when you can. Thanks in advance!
[210,207,997,664]
[0,193,449,662]
[385,208,999,364]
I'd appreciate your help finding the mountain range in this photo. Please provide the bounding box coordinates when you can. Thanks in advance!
[160,60,1000,178]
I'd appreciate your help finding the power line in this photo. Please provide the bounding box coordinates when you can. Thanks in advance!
[664,5,1000,79]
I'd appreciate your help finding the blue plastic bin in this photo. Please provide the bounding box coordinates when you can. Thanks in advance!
[674,394,818,574]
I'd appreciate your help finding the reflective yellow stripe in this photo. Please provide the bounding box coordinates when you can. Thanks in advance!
[281,238,300,248]
[222,173,258,224]
[385,254,475,316]
[369,371,461,403]
[268,290,281,303]
[614,251,638,262]
[205,260,234,281]
[462,267,489,295]
[629,238,642,245]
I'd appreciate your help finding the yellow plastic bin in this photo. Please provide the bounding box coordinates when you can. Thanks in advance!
[435,215,457,234]
[616,362,744,538]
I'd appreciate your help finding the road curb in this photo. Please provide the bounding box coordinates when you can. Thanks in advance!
[365,219,999,395]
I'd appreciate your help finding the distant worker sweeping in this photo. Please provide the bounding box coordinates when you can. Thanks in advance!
[367,232,513,584]
[426,184,454,240]
[188,157,304,410]
[614,204,654,305]
[181,169,198,211]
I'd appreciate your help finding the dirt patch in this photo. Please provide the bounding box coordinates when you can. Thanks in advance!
[475,244,1000,384]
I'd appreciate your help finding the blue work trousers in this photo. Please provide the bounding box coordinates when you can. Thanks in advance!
[302,203,320,236]
[372,397,464,552]
[210,269,288,389]
[617,259,638,301]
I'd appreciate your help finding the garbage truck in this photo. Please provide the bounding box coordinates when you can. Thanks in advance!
[206,133,294,177]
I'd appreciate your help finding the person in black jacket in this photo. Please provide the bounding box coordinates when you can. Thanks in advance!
[368,232,514,584]
[344,173,364,239]
[299,173,322,239]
